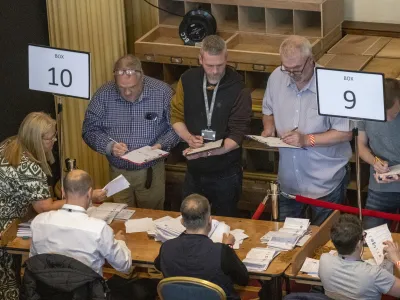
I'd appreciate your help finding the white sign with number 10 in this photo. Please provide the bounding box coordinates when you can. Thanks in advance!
[316,67,385,122]
[28,45,90,99]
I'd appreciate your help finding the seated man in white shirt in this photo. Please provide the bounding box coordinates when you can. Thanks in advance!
[30,169,131,275]
[319,214,400,300]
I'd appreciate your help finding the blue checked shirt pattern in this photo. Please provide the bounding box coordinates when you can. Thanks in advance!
[82,76,180,170]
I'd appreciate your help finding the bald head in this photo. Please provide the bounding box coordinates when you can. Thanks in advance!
[180,194,211,231]
[280,35,312,60]
[63,169,93,199]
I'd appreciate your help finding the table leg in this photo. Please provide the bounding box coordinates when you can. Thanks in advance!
[258,277,282,300]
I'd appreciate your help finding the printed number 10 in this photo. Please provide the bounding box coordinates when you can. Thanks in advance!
[344,90,356,109]
[48,67,72,87]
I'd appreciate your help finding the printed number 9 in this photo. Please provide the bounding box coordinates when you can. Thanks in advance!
[344,90,356,109]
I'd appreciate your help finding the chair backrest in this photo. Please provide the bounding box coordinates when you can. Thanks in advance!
[157,276,226,300]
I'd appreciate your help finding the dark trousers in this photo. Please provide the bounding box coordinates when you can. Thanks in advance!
[182,165,242,217]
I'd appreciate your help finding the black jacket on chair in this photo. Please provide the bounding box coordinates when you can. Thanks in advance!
[20,254,110,300]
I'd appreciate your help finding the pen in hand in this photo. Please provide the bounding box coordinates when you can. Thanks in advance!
[280,126,298,140]
[107,136,128,157]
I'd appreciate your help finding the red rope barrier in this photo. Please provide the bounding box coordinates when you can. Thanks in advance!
[295,195,400,221]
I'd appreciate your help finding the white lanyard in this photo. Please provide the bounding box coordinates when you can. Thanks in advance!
[202,73,220,129]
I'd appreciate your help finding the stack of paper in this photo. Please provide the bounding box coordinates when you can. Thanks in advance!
[300,257,320,278]
[209,221,230,243]
[88,202,128,224]
[125,218,155,233]
[153,216,186,242]
[260,218,310,250]
[230,229,249,250]
[114,209,135,221]
[243,247,279,272]
[121,146,169,165]
[364,223,393,265]
[17,221,32,238]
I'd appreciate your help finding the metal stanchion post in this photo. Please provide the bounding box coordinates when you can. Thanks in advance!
[270,181,280,221]
[353,127,363,221]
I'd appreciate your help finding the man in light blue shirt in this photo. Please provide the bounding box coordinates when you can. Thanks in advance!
[262,35,353,225]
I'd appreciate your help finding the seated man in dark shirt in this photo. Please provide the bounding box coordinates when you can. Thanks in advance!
[154,193,249,299]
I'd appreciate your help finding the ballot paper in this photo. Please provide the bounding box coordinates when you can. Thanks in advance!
[300,257,320,278]
[87,202,127,224]
[154,216,186,242]
[121,146,169,165]
[296,234,311,247]
[243,248,280,272]
[230,229,249,250]
[364,223,393,265]
[103,175,130,197]
[125,218,155,233]
[379,164,400,177]
[209,221,230,243]
[246,135,301,149]
[114,209,135,221]
[184,139,223,156]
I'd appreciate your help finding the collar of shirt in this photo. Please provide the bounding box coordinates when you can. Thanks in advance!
[286,66,318,94]
[61,204,87,213]
[113,76,150,104]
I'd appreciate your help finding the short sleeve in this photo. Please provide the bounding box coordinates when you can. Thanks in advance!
[262,82,274,116]
[357,120,366,131]
[374,267,396,294]
[328,116,353,132]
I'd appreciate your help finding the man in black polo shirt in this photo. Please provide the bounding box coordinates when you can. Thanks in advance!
[170,35,252,217]
[154,194,249,300]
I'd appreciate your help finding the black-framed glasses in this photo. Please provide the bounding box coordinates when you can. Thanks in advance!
[280,57,310,76]
[113,69,142,76]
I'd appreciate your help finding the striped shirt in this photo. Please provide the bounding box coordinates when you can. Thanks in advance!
[262,66,352,198]
[82,76,180,170]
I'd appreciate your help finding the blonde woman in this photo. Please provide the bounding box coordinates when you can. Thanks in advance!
[0,112,106,299]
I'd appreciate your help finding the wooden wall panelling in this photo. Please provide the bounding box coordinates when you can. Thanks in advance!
[47,0,127,188]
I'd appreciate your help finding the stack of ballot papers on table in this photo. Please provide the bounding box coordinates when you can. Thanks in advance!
[243,247,280,272]
[364,223,393,265]
[87,203,128,224]
[260,218,311,250]
[230,229,249,250]
[300,257,320,278]
[17,220,32,238]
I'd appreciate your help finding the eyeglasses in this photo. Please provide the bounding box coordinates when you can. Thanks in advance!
[113,69,142,76]
[42,132,57,142]
[280,57,310,76]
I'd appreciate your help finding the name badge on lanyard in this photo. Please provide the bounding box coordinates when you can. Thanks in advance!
[201,73,219,141]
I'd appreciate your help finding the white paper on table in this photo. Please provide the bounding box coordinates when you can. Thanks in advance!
[246,135,301,149]
[380,164,400,176]
[209,222,230,243]
[114,209,135,220]
[125,218,154,233]
[121,146,169,165]
[283,218,310,230]
[364,224,393,265]
[185,139,223,156]
[102,175,130,197]
[300,257,320,275]
[96,202,127,212]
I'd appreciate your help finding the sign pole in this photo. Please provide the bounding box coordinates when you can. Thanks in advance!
[55,96,64,197]
[353,127,363,220]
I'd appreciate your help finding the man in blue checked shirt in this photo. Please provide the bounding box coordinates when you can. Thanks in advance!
[82,54,180,209]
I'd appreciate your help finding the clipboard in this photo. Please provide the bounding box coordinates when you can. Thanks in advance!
[184,139,224,156]
[246,135,302,149]
[121,146,169,165]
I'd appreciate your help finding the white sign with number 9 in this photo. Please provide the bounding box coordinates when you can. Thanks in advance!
[28,45,90,99]
[316,67,385,122]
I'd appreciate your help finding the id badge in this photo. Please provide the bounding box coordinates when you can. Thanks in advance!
[201,129,216,141]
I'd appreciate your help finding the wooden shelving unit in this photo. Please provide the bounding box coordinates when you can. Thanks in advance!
[135,0,348,214]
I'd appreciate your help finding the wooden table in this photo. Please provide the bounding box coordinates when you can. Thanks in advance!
[5,208,319,299]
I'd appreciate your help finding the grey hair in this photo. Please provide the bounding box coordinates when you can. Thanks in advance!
[279,35,312,59]
[63,170,93,198]
[114,54,142,71]
[200,35,227,56]
[180,194,211,231]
